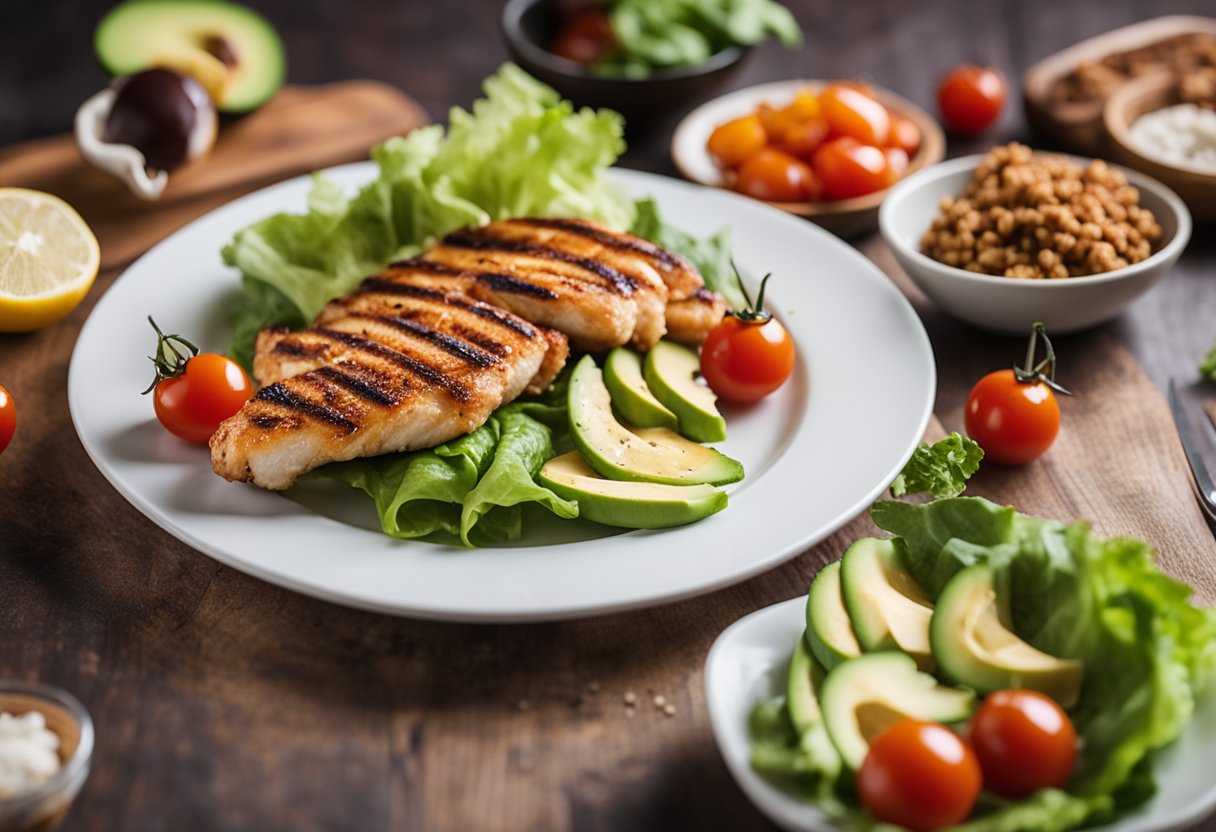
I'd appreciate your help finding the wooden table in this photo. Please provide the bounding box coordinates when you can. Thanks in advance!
[3,2,1216,830]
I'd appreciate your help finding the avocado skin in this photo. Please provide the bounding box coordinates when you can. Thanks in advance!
[538,452,726,529]
[839,537,935,672]
[643,341,727,443]
[603,347,679,430]
[786,636,823,734]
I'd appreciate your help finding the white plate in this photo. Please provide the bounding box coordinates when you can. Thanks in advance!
[68,166,934,622]
[705,598,1216,832]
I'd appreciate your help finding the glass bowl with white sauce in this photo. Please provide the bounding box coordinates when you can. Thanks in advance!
[0,683,93,832]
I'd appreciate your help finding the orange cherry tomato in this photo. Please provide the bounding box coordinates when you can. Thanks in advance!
[776,118,830,161]
[144,318,254,445]
[888,113,922,155]
[737,148,818,202]
[965,370,1061,465]
[812,137,892,200]
[968,690,1078,798]
[549,7,616,65]
[0,384,14,454]
[820,83,890,146]
[707,115,769,169]
[857,721,982,832]
[938,65,1007,136]
[700,274,795,402]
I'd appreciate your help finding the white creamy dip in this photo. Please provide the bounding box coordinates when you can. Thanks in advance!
[0,711,61,800]
[1129,103,1216,173]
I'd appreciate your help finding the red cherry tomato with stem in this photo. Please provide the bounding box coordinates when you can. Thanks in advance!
[965,322,1071,465]
[857,720,982,832]
[143,317,253,445]
[938,64,1007,136]
[968,690,1078,798]
[700,271,795,403]
[0,384,14,454]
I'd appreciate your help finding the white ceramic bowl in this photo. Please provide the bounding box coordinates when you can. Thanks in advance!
[879,154,1192,335]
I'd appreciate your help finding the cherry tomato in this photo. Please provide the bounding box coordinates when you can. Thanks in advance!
[820,83,890,146]
[938,65,1007,136]
[884,147,909,186]
[887,113,922,155]
[776,118,830,161]
[0,384,14,454]
[700,274,795,402]
[144,318,253,445]
[736,148,818,202]
[549,7,616,65]
[965,370,1060,465]
[969,690,1078,798]
[858,720,981,831]
[707,115,769,169]
[812,137,893,200]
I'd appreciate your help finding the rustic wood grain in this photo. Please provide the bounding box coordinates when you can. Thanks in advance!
[3,2,1216,831]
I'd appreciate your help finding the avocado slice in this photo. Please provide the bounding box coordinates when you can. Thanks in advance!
[785,637,844,779]
[806,561,862,671]
[840,538,935,672]
[932,564,1084,708]
[603,347,679,430]
[819,652,975,770]
[568,355,743,486]
[96,0,286,113]
[537,451,726,529]
[643,340,727,443]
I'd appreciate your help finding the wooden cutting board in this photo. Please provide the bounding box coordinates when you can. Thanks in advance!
[2,80,1214,832]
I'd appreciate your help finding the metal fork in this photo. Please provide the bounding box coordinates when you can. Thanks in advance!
[1168,378,1216,525]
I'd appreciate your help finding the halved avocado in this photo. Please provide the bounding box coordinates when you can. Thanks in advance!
[537,451,726,529]
[840,538,935,672]
[806,561,862,672]
[96,0,286,114]
[568,355,743,486]
[932,564,1084,708]
[603,347,678,430]
[819,652,975,770]
[643,340,727,443]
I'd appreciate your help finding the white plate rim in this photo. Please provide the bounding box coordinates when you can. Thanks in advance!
[68,165,935,623]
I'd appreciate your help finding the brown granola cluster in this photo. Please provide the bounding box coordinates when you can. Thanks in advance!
[1051,33,1216,107]
[920,143,1163,279]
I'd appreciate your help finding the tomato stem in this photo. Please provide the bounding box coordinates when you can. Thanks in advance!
[1013,322,1072,396]
[729,260,774,324]
[142,316,200,395]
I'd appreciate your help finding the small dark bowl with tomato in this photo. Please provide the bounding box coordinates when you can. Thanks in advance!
[500,0,750,125]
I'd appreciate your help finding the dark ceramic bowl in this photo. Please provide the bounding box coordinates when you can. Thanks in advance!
[500,0,750,124]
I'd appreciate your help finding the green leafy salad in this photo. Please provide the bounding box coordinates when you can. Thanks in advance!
[220,64,740,546]
[596,0,802,76]
[751,487,1216,831]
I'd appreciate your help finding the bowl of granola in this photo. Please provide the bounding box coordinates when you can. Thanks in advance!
[879,143,1191,335]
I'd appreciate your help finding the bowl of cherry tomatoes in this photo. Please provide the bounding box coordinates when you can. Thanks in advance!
[672,79,945,237]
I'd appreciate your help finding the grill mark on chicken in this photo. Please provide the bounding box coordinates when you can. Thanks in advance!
[356,278,448,302]
[355,314,500,368]
[312,364,399,407]
[471,271,561,300]
[449,324,510,357]
[518,218,682,268]
[462,300,537,338]
[387,258,461,274]
[344,275,541,339]
[443,227,636,295]
[306,329,471,403]
[253,383,358,432]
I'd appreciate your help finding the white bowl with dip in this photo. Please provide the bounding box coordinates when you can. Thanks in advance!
[879,154,1191,335]
[0,682,93,832]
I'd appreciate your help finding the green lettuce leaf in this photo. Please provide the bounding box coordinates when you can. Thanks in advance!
[1201,344,1216,382]
[889,433,984,499]
[870,497,1216,818]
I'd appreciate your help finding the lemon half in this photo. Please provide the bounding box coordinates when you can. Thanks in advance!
[0,188,100,332]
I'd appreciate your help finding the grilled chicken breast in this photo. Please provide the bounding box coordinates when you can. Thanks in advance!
[211,217,723,490]
[211,294,567,490]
